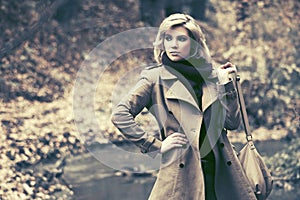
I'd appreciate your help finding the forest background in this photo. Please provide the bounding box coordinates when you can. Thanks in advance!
[0,0,299,199]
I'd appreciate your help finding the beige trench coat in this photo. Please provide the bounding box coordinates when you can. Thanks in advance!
[111,65,257,200]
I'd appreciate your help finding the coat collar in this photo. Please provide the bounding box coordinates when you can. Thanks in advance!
[161,65,218,112]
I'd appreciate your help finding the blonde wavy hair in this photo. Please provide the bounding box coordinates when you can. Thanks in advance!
[153,13,211,64]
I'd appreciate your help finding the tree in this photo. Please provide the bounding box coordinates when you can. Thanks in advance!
[140,0,208,26]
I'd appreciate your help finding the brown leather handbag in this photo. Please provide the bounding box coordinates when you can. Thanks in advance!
[234,74,273,200]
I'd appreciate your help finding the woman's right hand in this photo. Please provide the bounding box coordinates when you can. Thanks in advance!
[160,132,189,154]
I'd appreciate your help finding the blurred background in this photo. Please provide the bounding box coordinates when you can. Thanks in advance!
[0,0,299,199]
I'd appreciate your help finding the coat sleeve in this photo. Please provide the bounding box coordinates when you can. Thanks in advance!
[111,69,162,156]
[217,81,241,130]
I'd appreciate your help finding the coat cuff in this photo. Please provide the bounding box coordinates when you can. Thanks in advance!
[140,136,162,155]
[217,81,237,100]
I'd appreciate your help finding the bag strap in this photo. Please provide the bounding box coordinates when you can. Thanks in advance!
[230,73,254,144]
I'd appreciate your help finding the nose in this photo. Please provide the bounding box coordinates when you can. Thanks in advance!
[171,39,178,48]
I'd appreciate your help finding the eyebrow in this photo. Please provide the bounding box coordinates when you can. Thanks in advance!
[164,33,189,37]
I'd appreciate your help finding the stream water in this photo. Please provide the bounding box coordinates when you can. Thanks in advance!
[61,139,299,200]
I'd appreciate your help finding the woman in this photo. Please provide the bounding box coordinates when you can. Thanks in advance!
[111,13,256,200]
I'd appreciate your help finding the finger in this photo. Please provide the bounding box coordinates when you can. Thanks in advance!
[167,134,185,142]
[171,135,188,141]
[175,137,189,144]
[220,62,232,69]
[222,65,237,74]
[171,144,185,149]
[228,68,237,73]
[177,137,189,143]
[223,65,236,71]
[171,137,188,144]
[170,133,187,139]
[172,139,188,145]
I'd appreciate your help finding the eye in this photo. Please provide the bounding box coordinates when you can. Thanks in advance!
[177,36,188,42]
[165,34,172,41]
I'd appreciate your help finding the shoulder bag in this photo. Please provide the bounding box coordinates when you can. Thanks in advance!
[233,74,273,200]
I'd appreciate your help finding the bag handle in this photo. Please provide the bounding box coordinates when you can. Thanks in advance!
[230,73,254,144]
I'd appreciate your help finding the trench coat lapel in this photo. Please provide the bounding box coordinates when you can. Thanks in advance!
[202,81,218,111]
[161,66,200,110]
[161,66,218,112]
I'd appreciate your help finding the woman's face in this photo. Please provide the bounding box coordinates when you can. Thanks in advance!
[164,26,191,62]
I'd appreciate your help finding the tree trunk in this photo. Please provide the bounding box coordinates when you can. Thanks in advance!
[140,0,164,26]
[190,0,207,20]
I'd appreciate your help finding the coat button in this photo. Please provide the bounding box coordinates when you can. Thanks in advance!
[227,161,232,166]
[220,143,225,148]
[179,163,185,168]
[190,128,196,133]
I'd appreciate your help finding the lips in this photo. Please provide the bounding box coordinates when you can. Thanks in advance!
[169,51,180,56]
